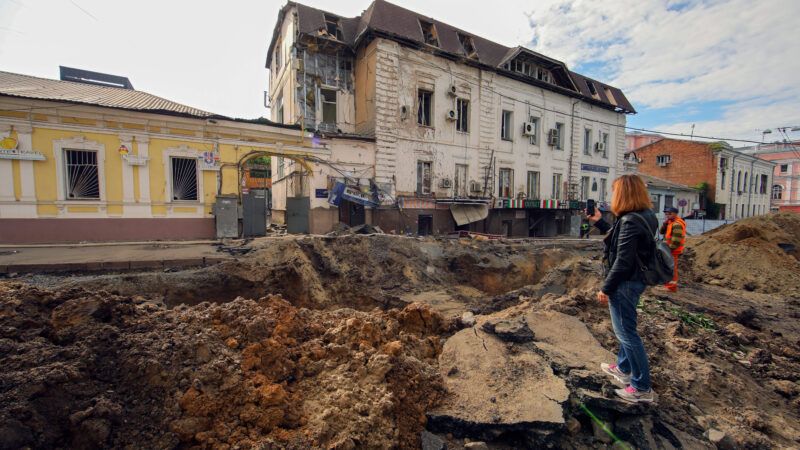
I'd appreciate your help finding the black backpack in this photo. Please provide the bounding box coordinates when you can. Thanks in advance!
[627,212,675,286]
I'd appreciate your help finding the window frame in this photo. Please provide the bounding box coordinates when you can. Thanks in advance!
[320,87,337,125]
[417,89,433,127]
[456,98,469,133]
[53,136,107,206]
[324,14,344,40]
[600,178,607,201]
[583,129,592,155]
[552,173,562,199]
[772,184,783,200]
[419,20,440,47]
[526,171,540,199]
[63,148,101,200]
[498,168,514,198]
[780,164,789,173]
[601,132,609,158]
[417,160,433,195]
[580,176,590,200]
[501,110,513,141]
[528,116,539,145]
[169,156,200,202]
[555,122,565,150]
[454,164,468,197]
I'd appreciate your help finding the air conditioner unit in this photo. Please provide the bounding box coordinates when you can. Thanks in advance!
[548,129,559,146]
[445,109,457,121]
[469,180,482,192]
[595,142,606,152]
[522,122,536,137]
[447,84,458,96]
[440,178,453,188]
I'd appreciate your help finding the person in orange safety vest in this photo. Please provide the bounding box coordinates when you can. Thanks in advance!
[659,206,686,292]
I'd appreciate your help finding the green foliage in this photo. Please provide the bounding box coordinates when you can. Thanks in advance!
[638,298,716,330]
[708,141,731,151]
[693,181,710,193]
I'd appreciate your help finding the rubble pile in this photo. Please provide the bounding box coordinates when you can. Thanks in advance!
[2,214,800,448]
[686,212,800,294]
[0,283,448,449]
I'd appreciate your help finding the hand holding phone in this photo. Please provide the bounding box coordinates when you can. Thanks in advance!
[586,199,596,216]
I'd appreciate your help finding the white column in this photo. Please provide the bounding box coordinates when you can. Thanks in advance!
[131,135,152,217]
[14,125,37,218]
[0,125,14,205]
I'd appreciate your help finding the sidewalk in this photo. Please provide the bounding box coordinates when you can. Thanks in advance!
[0,241,233,274]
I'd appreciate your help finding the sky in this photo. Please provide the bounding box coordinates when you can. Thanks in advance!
[1,0,798,145]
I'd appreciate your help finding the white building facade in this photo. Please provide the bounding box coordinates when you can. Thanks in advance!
[266,1,635,236]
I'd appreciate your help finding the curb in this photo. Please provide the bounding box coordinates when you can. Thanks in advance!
[0,256,230,275]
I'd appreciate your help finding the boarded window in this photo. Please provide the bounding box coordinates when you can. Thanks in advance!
[498,168,513,198]
[454,164,468,197]
[321,88,337,124]
[417,161,432,195]
[171,157,198,201]
[456,98,469,132]
[501,110,513,141]
[419,20,439,47]
[417,89,432,126]
[527,171,540,199]
[64,149,100,199]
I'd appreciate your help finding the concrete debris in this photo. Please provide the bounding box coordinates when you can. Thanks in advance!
[480,315,534,342]
[460,311,476,327]
[463,442,489,449]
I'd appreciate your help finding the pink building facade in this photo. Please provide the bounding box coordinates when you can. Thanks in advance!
[626,132,663,152]
[737,142,800,212]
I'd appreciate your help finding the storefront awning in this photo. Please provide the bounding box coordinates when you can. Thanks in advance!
[450,204,489,226]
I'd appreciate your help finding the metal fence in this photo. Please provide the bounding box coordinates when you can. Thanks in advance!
[684,219,735,235]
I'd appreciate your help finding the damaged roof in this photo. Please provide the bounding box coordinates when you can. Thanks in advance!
[267,0,635,113]
[0,70,220,119]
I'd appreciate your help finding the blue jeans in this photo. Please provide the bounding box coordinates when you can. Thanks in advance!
[608,280,651,391]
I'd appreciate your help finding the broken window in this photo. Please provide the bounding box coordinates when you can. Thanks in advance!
[601,132,609,158]
[454,164,468,197]
[555,122,565,150]
[417,89,433,126]
[780,164,788,173]
[456,98,469,133]
[275,40,282,71]
[171,157,198,201]
[501,110,513,141]
[324,14,344,40]
[583,129,592,155]
[321,88,337,125]
[457,33,477,59]
[64,149,100,199]
[536,67,550,83]
[498,168,513,198]
[419,20,439,47]
[527,171,540,199]
[552,173,562,199]
[587,81,598,96]
[760,174,768,194]
[417,161,432,195]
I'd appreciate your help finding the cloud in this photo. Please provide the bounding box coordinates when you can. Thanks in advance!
[526,0,800,143]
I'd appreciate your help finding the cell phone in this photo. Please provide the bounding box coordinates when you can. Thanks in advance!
[587,199,596,216]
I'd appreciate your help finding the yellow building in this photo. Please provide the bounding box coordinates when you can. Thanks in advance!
[0,70,320,243]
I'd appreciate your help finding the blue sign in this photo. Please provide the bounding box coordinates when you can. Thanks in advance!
[315,189,329,198]
[581,163,609,173]
[327,182,378,207]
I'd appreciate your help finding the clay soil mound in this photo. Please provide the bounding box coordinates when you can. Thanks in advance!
[0,282,448,449]
[687,212,800,294]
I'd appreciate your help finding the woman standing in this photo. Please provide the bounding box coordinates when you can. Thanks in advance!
[587,174,657,403]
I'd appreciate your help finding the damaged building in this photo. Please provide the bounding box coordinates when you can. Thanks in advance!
[266,0,635,236]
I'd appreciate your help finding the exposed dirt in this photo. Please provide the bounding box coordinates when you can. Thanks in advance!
[2,215,800,449]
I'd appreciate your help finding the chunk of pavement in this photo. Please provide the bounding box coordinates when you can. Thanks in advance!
[527,310,615,373]
[576,389,653,415]
[420,430,447,450]
[427,326,569,435]
[480,315,534,342]
[461,311,476,327]
[464,442,489,450]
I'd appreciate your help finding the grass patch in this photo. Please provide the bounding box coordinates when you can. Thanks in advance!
[639,298,716,330]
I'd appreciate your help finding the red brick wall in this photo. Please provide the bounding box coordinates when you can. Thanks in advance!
[635,139,718,202]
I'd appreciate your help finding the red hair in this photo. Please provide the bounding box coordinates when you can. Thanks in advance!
[610,174,652,216]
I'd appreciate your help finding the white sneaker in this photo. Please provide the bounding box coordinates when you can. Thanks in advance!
[615,385,656,403]
[601,362,631,386]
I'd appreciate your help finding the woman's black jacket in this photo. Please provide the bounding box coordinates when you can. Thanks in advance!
[593,209,658,295]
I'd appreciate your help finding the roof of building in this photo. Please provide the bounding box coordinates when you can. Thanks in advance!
[0,70,220,119]
[267,0,635,113]
[637,173,698,192]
